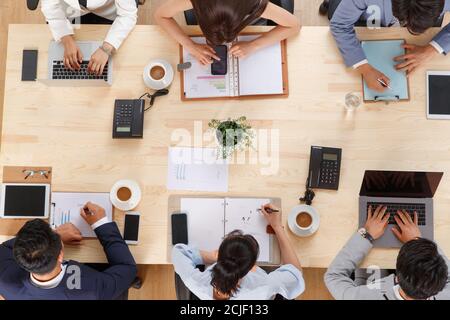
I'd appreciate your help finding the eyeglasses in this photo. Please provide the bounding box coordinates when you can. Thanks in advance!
[22,169,51,180]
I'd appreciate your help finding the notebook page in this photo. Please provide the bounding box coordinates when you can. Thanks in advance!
[237,35,284,96]
[51,192,113,238]
[224,198,271,262]
[183,37,231,99]
[181,198,225,252]
[361,40,409,101]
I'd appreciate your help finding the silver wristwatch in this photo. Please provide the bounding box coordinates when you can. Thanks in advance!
[358,228,374,243]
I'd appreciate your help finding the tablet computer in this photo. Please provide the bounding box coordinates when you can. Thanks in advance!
[427,71,450,119]
[0,183,50,219]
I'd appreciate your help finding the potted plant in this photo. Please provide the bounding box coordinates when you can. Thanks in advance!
[208,116,254,159]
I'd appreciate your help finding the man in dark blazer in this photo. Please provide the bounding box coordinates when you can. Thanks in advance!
[0,202,137,300]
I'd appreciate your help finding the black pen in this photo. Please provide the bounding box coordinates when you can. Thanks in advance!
[83,206,95,216]
[257,208,280,214]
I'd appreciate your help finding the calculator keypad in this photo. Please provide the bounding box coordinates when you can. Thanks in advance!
[319,160,339,187]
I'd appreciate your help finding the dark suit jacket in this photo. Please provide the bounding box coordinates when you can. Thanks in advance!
[0,222,137,300]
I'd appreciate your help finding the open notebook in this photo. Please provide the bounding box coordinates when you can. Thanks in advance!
[180,35,288,100]
[361,40,410,102]
[50,192,113,238]
[181,197,271,262]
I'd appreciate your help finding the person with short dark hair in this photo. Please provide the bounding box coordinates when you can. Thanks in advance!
[172,204,304,300]
[154,0,300,65]
[325,205,450,300]
[323,0,450,92]
[0,202,137,300]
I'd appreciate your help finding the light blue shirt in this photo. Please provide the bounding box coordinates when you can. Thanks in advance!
[330,0,450,67]
[172,244,305,300]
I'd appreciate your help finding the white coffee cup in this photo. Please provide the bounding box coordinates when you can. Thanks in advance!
[288,205,320,237]
[110,179,142,211]
[143,59,174,90]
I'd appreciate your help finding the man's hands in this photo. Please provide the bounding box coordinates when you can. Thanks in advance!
[185,42,220,65]
[357,63,391,92]
[394,44,438,75]
[392,210,422,243]
[55,223,82,245]
[364,205,390,240]
[61,35,83,70]
[87,42,113,75]
[80,201,106,226]
[230,41,259,59]
[260,204,282,230]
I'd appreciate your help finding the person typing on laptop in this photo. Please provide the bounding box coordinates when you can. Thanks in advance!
[325,205,450,300]
[321,0,450,92]
[41,0,138,75]
[0,202,137,300]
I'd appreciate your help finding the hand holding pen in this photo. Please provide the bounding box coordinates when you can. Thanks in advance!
[80,202,106,226]
[259,204,283,230]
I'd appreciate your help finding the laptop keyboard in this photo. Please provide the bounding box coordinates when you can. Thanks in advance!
[366,202,426,226]
[51,60,108,81]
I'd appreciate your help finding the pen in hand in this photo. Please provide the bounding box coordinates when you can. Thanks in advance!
[257,208,279,214]
[83,206,95,216]
[377,78,392,90]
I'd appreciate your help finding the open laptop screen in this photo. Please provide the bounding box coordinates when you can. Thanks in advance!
[359,171,443,198]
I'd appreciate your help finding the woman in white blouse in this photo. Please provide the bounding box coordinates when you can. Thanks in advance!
[41,0,138,75]
[172,204,305,300]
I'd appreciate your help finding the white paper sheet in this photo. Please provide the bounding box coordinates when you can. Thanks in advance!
[224,198,271,262]
[237,35,284,96]
[51,192,113,238]
[183,37,231,99]
[181,198,225,252]
[167,147,229,192]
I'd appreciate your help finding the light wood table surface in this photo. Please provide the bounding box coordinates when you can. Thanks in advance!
[1,24,450,268]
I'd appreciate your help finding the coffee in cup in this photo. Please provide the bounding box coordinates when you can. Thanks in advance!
[150,65,165,81]
[117,186,132,202]
[296,212,313,229]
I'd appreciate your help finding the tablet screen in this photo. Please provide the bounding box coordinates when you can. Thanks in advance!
[4,185,47,217]
[429,75,450,116]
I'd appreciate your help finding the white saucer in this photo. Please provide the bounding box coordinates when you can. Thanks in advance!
[110,180,142,211]
[288,205,320,237]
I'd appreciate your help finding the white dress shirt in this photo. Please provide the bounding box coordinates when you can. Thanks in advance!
[172,244,305,300]
[41,0,137,50]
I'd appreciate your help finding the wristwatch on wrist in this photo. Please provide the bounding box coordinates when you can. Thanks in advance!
[358,228,374,243]
[99,44,114,57]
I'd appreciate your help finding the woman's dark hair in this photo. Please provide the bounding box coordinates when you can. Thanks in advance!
[211,230,259,298]
[190,0,270,45]
[392,0,445,35]
[13,219,62,275]
[396,238,448,299]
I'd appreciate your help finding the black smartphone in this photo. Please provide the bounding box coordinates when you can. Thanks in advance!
[211,45,228,75]
[22,49,38,81]
[171,213,188,245]
[124,211,140,245]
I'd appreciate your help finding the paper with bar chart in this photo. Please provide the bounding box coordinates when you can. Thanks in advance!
[182,37,231,99]
[51,192,113,238]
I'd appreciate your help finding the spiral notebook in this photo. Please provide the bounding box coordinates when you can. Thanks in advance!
[361,39,410,102]
[181,197,271,262]
[180,35,289,101]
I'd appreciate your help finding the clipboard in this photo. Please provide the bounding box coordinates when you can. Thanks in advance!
[167,195,281,266]
[361,39,410,103]
[179,33,289,101]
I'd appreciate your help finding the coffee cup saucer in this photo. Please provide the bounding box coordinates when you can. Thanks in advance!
[110,180,142,211]
[288,205,320,237]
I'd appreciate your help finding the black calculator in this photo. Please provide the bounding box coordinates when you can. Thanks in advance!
[113,99,145,139]
[307,146,342,190]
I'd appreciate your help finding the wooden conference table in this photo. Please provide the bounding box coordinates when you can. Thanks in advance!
[1,24,450,269]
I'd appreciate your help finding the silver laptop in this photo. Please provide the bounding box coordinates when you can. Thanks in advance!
[359,170,443,248]
[40,41,113,87]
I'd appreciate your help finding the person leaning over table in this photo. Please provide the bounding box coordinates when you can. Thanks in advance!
[325,205,450,300]
[154,0,300,65]
[41,0,138,75]
[323,0,450,92]
[0,202,137,300]
[172,204,305,300]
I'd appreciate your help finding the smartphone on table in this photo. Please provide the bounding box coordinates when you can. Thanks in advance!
[124,211,140,245]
